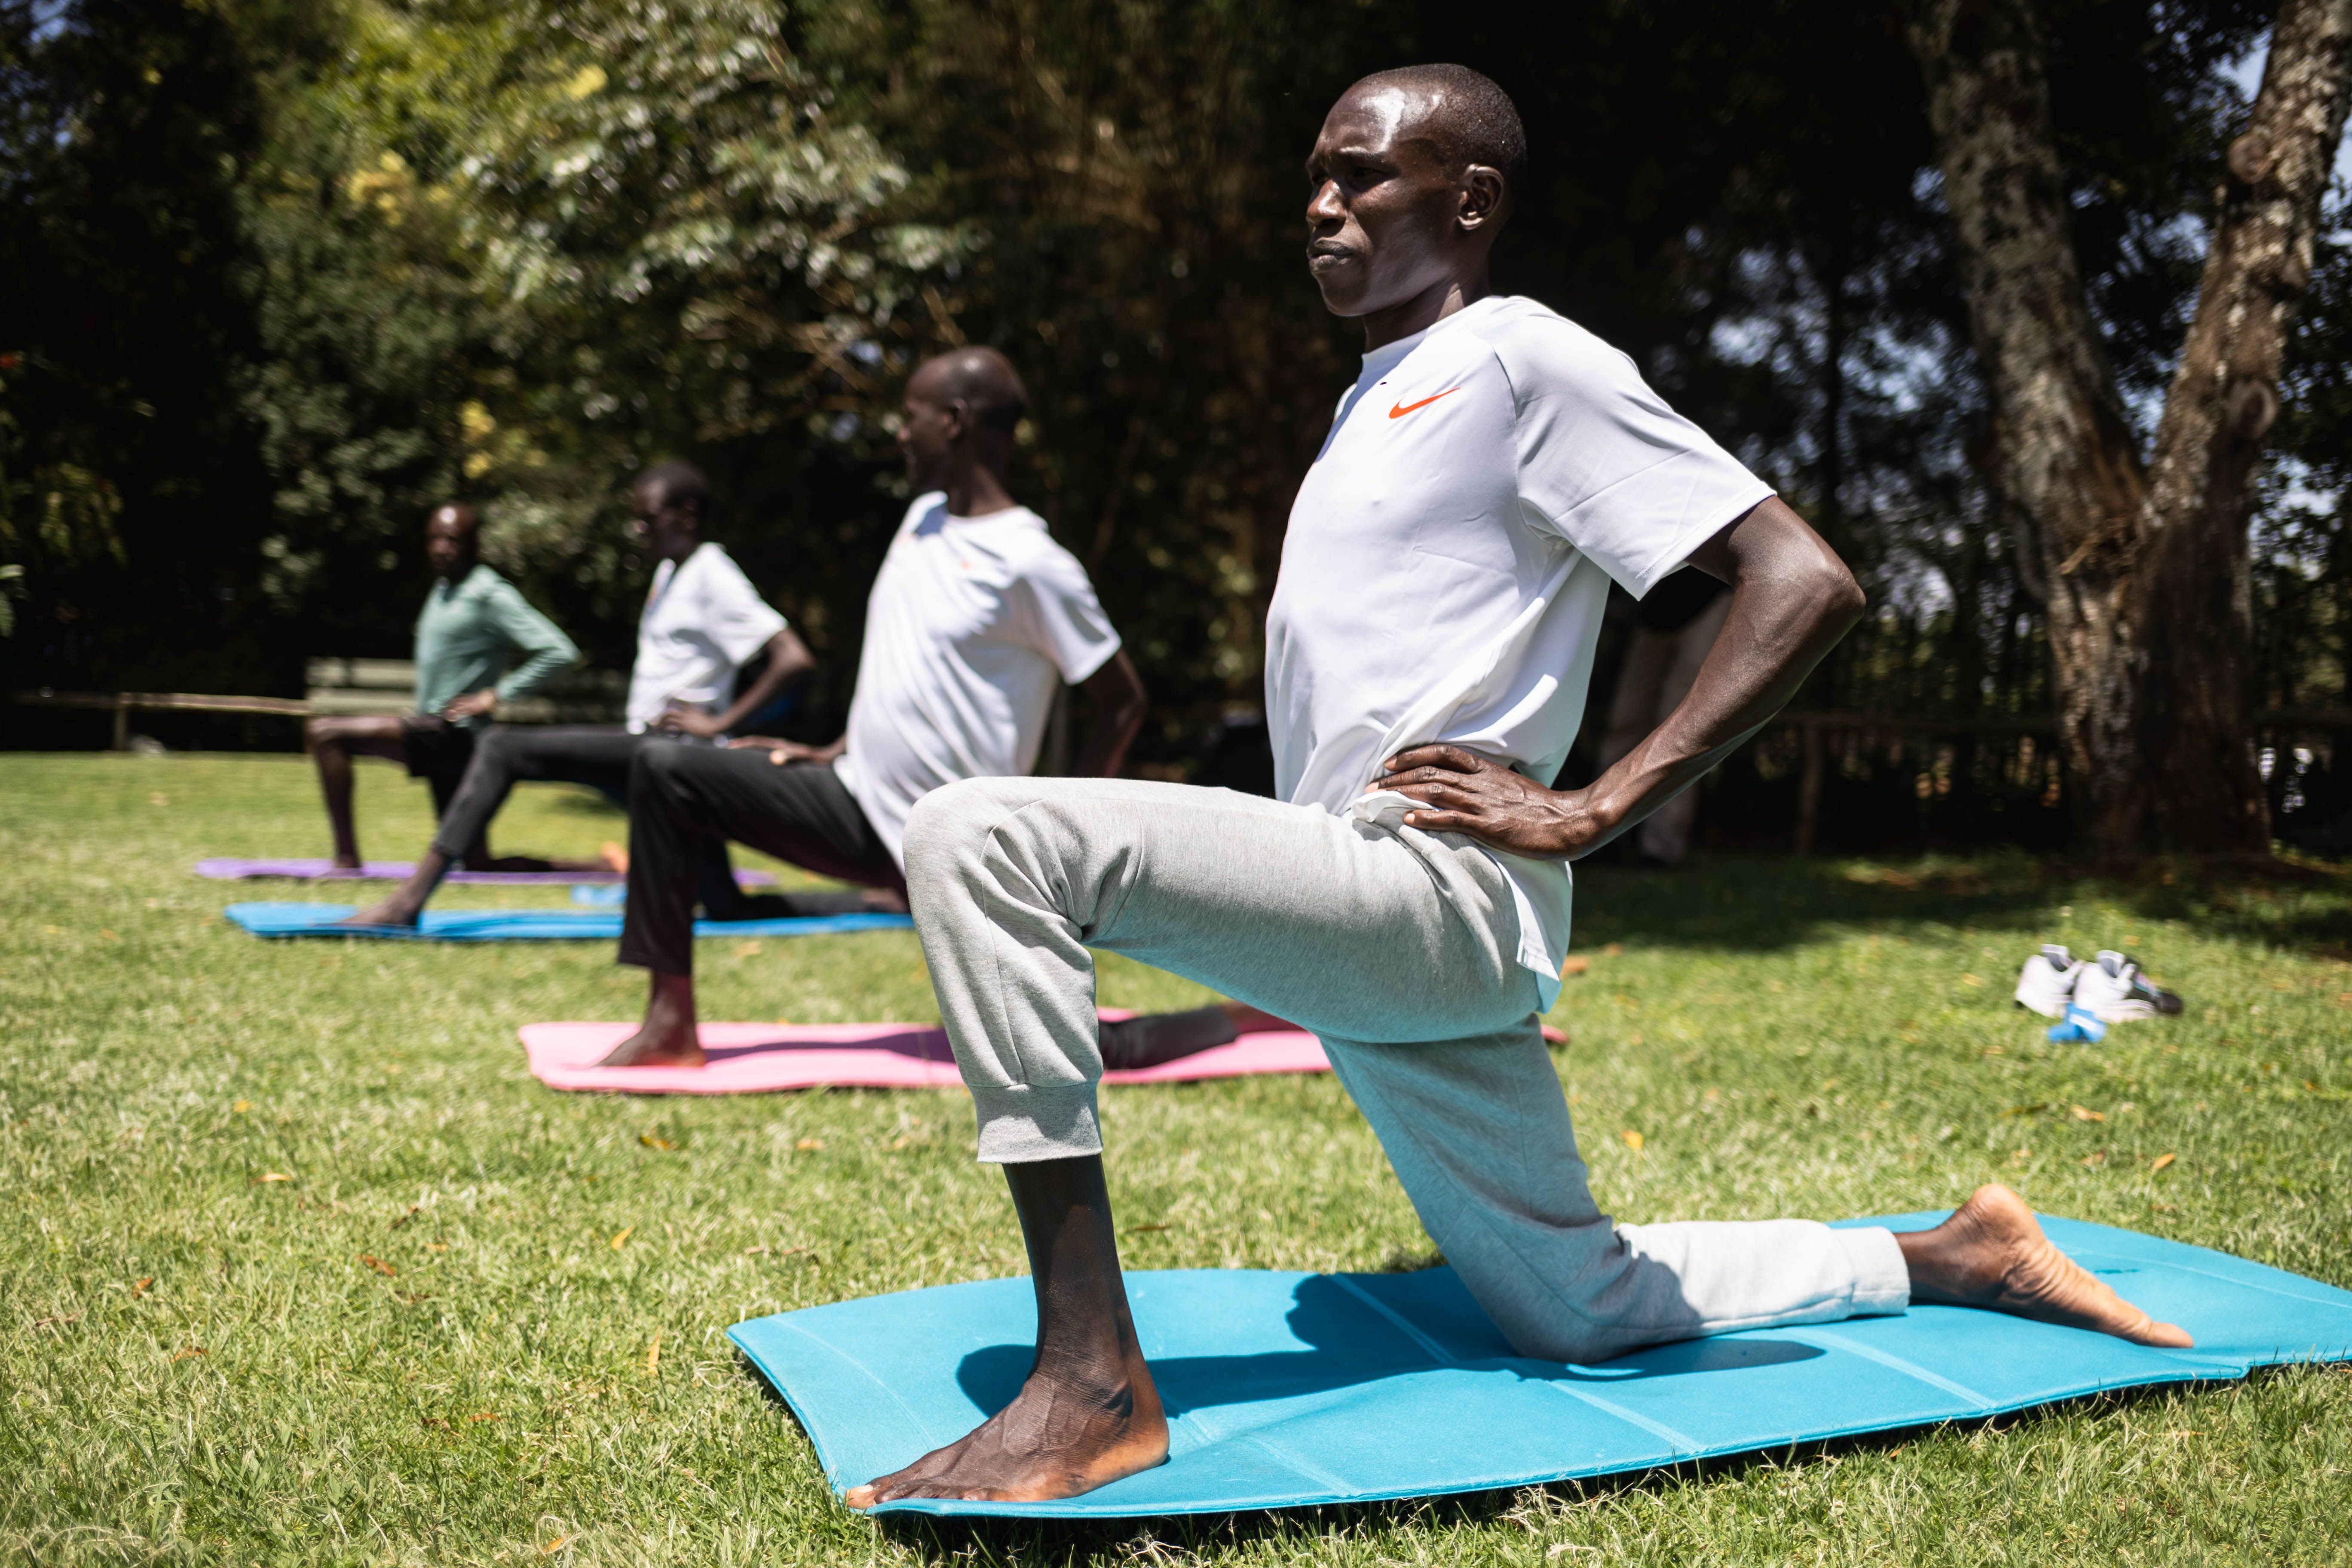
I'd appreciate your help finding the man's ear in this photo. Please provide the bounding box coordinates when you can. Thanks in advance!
[1458,165,1505,234]
[941,398,974,444]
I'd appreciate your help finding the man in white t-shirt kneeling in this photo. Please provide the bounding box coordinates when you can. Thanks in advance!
[600,348,1154,1068]
[342,462,816,928]
[843,67,2192,1510]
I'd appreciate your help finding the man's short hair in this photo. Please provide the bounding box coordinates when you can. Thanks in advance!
[923,347,1029,439]
[637,460,711,517]
[1352,64,1527,202]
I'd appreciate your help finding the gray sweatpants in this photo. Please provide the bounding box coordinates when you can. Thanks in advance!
[901,776,1908,1364]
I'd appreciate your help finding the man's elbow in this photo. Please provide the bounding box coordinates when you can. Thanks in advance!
[772,630,818,680]
[1813,558,1866,634]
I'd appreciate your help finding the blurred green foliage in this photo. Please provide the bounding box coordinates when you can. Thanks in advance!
[7,0,2352,848]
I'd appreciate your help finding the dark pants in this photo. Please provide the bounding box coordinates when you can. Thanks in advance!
[398,714,479,820]
[617,746,903,974]
[426,725,756,914]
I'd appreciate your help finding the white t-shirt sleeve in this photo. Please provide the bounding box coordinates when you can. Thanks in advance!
[1498,318,1774,599]
[692,547,789,666]
[1008,540,1121,683]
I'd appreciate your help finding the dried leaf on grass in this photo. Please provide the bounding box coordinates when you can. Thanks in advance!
[252,1172,293,1184]
[389,1204,420,1230]
[795,1137,824,1151]
[358,1254,396,1277]
[1127,1222,1171,1234]
[468,1411,497,1423]
[609,1228,634,1251]
[1620,1130,1645,1152]
[131,1277,153,1297]
[1561,956,1591,977]
[646,1331,662,1376]
[171,1346,205,1363]
[639,1133,674,1150]
[2072,1105,2106,1122]
[2150,1152,2177,1172]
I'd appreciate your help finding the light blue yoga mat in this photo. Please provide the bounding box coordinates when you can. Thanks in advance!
[729,1213,2352,1519]
[224,901,913,942]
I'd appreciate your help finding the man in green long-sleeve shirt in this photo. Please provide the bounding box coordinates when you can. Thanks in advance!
[307,503,578,869]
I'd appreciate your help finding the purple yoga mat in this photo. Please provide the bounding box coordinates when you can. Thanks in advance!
[194,858,775,887]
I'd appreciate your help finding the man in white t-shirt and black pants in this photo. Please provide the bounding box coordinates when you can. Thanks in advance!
[845,67,2193,1509]
[343,462,818,928]
[599,348,1153,1067]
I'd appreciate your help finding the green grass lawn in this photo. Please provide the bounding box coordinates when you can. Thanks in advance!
[3,752,2349,1566]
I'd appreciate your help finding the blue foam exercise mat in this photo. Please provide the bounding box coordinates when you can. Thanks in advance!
[728,1213,2352,1518]
[223,901,913,942]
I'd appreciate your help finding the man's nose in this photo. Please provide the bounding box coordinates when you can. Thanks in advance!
[1305,179,1345,226]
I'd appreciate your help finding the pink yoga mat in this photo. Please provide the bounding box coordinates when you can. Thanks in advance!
[518,1015,1331,1094]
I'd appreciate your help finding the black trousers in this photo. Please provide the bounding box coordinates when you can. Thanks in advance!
[617,746,905,974]
[612,743,1246,1068]
[426,725,763,916]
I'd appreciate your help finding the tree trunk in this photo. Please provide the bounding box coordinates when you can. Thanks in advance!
[1908,0,2352,855]
[2135,0,2352,849]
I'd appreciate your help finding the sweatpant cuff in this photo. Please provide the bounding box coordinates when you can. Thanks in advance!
[971,1079,1103,1163]
[1840,1225,1911,1316]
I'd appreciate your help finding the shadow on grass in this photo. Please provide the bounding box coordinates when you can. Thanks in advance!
[1573,853,2352,959]
[858,1373,2300,1563]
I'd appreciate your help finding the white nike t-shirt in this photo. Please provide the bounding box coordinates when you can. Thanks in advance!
[835,493,1122,867]
[626,542,789,732]
[1266,294,1773,1006]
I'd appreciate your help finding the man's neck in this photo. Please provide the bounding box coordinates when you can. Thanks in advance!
[1359,270,1492,353]
[942,462,1017,519]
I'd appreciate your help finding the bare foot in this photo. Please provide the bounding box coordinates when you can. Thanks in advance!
[329,854,363,871]
[860,887,910,913]
[845,1356,1167,1507]
[597,971,704,1067]
[1897,1184,2193,1347]
[329,851,446,928]
[601,841,630,875]
[1540,1023,1567,1045]
[331,894,420,929]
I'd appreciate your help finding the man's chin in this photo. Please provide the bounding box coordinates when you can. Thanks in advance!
[1310,279,1369,319]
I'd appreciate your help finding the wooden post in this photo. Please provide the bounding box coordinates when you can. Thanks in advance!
[1795,719,1825,854]
[112,695,129,752]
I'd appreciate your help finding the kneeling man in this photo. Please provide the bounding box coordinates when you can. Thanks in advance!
[601,347,1150,1067]
[850,66,2189,1508]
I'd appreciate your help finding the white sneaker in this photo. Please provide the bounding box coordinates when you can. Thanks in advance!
[2014,945,2082,1017]
[2072,950,2184,1023]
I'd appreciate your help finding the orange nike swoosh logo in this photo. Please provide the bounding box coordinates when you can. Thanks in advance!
[1388,388,1459,419]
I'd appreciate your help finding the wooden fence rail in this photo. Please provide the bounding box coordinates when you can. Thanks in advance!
[15,692,2352,852]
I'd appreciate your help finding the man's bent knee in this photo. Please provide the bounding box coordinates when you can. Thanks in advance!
[903,778,1038,881]
[628,736,693,796]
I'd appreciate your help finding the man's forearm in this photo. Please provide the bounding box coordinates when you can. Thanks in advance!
[1072,712,1142,778]
[708,630,815,733]
[1583,499,1862,842]
[1072,651,1147,777]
